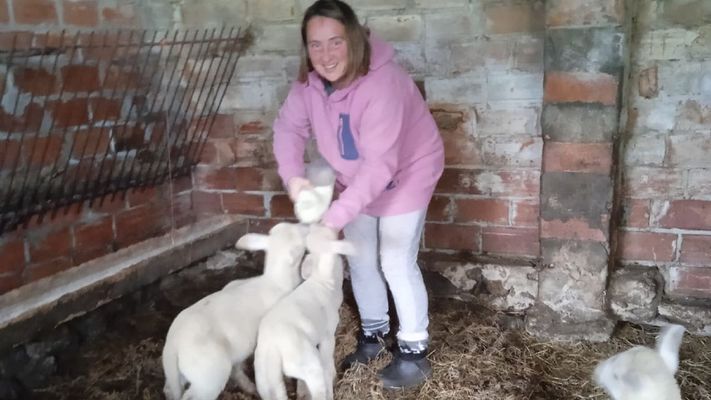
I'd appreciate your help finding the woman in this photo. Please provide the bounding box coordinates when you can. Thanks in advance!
[272,0,444,389]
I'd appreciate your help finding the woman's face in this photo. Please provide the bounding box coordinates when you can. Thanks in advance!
[306,16,349,88]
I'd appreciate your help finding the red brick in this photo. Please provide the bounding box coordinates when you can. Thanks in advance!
[622,199,650,228]
[13,0,58,24]
[441,130,483,165]
[0,139,22,169]
[0,0,8,23]
[512,201,539,226]
[115,204,170,248]
[270,194,294,218]
[546,0,624,27]
[0,239,25,274]
[436,168,539,197]
[248,218,285,234]
[83,193,127,214]
[543,142,612,174]
[73,216,114,264]
[238,120,268,134]
[679,235,711,264]
[0,274,22,295]
[230,136,274,167]
[541,217,607,241]
[195,167,238,190]
[482,227,539,256]
[618,231,676,262]
[544,72,618,106]
[659,200,711,230]
[13,67,57,96]
[72,128,111,158]
[26,135,64,167]
[484,1,544,34]
[51,98,90,128]
[61,65,100,93]
[454,198,509,224]
[0,31,33,51]
[0,102,44,133]
[91,97,122,121]
[424,223,480,251]
[105,66,141,90]
[127,186,161,207]
[669,266,711,298]
[426,195,451,222]
[192,191,222,215]
[207,114,236,139]
[62,0,98,27]
[29,227,72,263]
[101,4,136,25]
[222,193,265,216]
[22,208,83,231]
[169,192,195,228]
[24,257,73,283]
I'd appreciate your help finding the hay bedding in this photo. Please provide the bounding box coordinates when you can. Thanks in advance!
[33,264,711,400]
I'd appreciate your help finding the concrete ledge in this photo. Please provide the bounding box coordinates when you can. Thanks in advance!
[0,215,248,353]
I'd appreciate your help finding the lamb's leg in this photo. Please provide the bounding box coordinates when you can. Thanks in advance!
[285,346,327,400]
[231,361,257,395]
[318,336,337,400]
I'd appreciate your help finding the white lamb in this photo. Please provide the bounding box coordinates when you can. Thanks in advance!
[594,324,686,400]
[254,224,356,400]
[161,222,308,400]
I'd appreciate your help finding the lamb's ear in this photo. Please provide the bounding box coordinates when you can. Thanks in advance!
[235,233,269,251]
[330,240,356,256]
[656,324,685,374]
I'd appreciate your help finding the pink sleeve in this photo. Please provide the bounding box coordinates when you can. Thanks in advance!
[273,83,311,186]
[321,80,407,230]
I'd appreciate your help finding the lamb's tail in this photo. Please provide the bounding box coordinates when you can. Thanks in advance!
[161,340,183,400]
[255,341,288,400]
[656,324,685,374]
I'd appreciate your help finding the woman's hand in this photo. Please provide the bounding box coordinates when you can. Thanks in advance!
[287,176,313,202]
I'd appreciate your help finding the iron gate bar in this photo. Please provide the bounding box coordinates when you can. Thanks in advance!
[136,28,212,190]
[0,28,248,235]
[187,30,246,177]
[149,27,226,188]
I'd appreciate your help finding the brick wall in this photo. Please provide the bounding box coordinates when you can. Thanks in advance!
[613,0,711,327]
[0,0,195,295]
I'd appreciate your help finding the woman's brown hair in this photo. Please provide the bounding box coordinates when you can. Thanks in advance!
[298,0,371,85]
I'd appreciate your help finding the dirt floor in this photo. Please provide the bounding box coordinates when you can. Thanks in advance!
[31,256,711,400]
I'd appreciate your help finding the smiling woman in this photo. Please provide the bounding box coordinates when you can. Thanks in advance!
[272,0,445,391]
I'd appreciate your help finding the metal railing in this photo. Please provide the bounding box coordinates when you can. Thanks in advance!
[0,27,249,234]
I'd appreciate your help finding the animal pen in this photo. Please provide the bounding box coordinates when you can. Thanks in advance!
[1,1,711,400]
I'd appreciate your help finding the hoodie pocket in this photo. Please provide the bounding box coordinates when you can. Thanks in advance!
[337,113,359,160]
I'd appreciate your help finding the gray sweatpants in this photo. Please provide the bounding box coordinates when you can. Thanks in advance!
[343,208,429,350]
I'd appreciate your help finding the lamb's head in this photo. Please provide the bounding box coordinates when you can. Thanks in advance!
[235,222,308,268]
[593,324,685,400]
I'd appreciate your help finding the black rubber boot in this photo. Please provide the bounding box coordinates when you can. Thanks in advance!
[378,348,432,389]
[340,332,386,371]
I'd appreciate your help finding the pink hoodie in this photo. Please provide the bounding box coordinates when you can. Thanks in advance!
[273,33,444,230]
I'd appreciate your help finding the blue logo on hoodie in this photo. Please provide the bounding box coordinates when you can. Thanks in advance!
[337,113,359,160]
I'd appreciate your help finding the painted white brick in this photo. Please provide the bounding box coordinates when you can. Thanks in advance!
[623,167,686,198]
[347,0,408,10]
[637,28,698,61]
[688,168,711,199]
[658,61,710,96]
[222,79,285,110]
[426,40,486,76]
[254,24,301,53]
[366,15,423,42]
[668,133,711,168]
[487,72,543,101]
[234,55,288,78]
[623,133,666,167]
[392,43,426,76]
[425,13,480,45]
[482,136,542,168]
[246,0,298,22]
[632,97,677,133]
[180,0,248,28]
[426,74,484,104]
[477,105,540,137]
[414,0,469,8]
